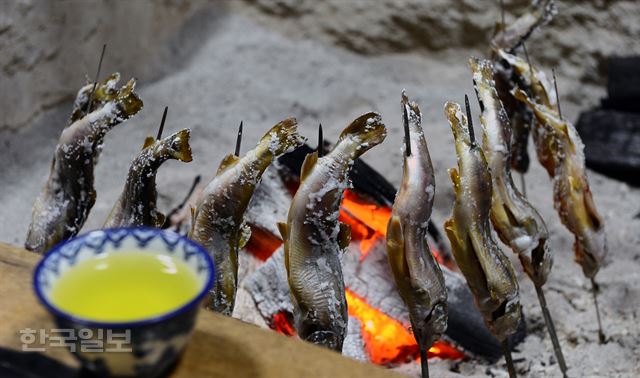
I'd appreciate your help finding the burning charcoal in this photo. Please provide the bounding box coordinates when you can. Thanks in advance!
[576,109,640,186]
[244,242,525,364]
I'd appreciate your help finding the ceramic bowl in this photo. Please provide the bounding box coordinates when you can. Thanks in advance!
[33,227,214,378]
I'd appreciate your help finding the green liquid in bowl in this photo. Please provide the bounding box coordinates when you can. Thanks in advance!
[50,252,201,322]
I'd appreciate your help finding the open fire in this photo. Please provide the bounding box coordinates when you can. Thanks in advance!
[244,183,466,365]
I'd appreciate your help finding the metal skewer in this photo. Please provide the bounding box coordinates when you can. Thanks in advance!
[591,278,606,344]
[499,0,505,26]
[464,94,476,145]
[85,44,107,114]
[419,344,429,378]
[535,285,568,377]
[162,175,202,230]
[501,339,517,378]
[156,106,168,140]
[552,69,563,119]
[318,123,324,157]
[551,66,605,344]
[235,121,243,157]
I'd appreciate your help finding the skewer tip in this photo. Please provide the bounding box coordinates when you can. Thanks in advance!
[552,68,563,120]
[156,106,168,140]
[464,94,476,144]
[84,43,107,114]
[318,123,324,157]
[402,100,412,157]
[235,121,243,157]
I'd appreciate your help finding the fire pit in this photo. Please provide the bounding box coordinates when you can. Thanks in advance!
[206,144,529,369]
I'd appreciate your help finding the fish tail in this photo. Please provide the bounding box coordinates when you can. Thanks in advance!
[163,128,193,162]
[114,78,143,119]
[336,112,387,159]
[261,118,306,156]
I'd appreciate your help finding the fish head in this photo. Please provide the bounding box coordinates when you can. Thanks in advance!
[489,296,522,342]
[304,330,343,352]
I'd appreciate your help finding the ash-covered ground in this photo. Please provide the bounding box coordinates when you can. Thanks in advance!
[1,3,639,377]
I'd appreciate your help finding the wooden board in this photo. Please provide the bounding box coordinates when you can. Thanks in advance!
[0,242,402,378]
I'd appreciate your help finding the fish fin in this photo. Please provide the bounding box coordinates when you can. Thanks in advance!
[336,112,387,158]
[512,87,534,107]
[165,129,193,162]
[260,118,306,156]
[278,222,291,276]
[448,168,460,192]
[277,222,288,240]
[386,216,408,276]
[443,218,463,261]
[114,78,143,118]
[190,205,197,226]
[142,136,155,149]
[216,154,240,175]
[583,184,603,229]
[300,151,318,182]
[338,222,351,250]
[155,211,166,228]
[238,223,251,249]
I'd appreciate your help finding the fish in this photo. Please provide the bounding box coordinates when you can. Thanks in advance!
[386,93,447,361]
[490,0,557,53]
[104,129,193,228]
[443,101,521,342]
[490,0,557,174]
[498,49,562,178]
[190,118,305,315]
[471,57,552,287]
[513,88,607,279]
[278,113,387,351]
[25,74,143,253]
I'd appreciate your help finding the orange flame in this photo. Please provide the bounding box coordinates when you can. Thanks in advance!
[339,190,444,265]
[345,289,465,365]
[339,190,390,261]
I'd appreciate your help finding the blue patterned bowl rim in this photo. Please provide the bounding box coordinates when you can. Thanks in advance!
[33,227,215,328]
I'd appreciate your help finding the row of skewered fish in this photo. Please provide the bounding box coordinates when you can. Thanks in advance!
[24,2,607,376]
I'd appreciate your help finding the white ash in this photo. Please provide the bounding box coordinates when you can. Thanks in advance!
[0,8,638,378]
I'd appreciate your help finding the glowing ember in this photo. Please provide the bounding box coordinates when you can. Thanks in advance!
[345,289,466,365]
[339,190,390,261]
[339,190,445,265]
[272,311,295,336]
[256,187,465,364]
[245,225,282,261]
[345,289,418,364]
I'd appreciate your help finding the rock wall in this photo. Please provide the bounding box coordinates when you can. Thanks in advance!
[2,0,638,131]
[240,0,640,107]
[0,0,222,131]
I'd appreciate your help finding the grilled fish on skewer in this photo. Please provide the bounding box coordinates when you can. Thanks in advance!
[25,74,143,253]
[513,89,607,279]
[491,0,556,53]
[104,129,193,228]
[491,0,556,175]
[443,102,521,342]
[471,58,551,287]
[387,93,447,378]
[190,119,305,315]
[472,59,569,376]
[279,113,387,351]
